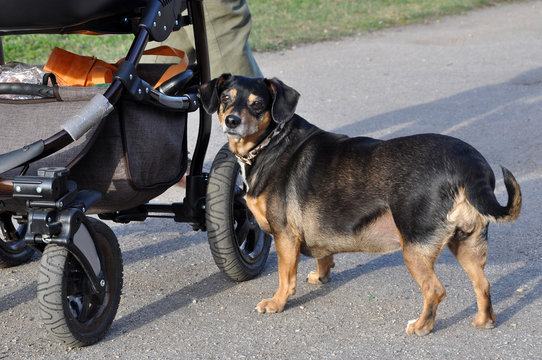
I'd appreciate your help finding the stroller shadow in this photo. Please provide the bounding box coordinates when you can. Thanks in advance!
[110,220,201,266]
[0,281,36,314]
[108,271,236,341]
[120,233,201,266]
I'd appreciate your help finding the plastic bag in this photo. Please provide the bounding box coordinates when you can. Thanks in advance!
[0,62,45,100]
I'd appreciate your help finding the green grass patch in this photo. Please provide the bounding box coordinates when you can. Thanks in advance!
[2,34,133,64]
[248,0,522,51]
[0,0,525,63]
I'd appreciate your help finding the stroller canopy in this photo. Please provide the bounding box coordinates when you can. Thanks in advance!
[0,0,186,35]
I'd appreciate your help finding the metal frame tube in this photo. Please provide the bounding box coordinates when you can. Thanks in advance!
[189,0,212,176]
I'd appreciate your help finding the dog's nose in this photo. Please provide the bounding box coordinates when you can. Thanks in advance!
[225,114,241,128]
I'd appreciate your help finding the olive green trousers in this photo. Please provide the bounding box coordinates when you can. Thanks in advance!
[150,0,262,78]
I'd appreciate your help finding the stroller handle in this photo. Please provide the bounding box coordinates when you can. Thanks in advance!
[0,141,44,175]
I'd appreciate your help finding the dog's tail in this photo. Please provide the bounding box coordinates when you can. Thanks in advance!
[467,167,522,223]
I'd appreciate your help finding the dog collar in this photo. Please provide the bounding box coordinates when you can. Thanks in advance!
[234,121,286,166]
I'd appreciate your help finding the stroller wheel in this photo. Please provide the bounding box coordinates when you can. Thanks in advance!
[0,213,34,268]
[37,218,123,347]
[206,144,272,282]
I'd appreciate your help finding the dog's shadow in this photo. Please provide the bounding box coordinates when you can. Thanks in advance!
[271,248,542,333]
[286,251,405,309]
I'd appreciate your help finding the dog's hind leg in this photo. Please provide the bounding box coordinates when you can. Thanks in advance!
[256,232,301,313]
[448,226,496,329]
[307,255,335,284]
[403,242,447,336]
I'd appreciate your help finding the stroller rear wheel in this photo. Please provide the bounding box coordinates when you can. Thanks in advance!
[206,145,272,282]
[37,217,123,347]
[0,213,34,268]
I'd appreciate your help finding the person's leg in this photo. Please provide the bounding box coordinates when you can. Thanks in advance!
[151,0,262,78]
[202,0,262,77]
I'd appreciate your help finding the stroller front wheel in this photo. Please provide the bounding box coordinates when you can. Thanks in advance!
[37,217,123,347]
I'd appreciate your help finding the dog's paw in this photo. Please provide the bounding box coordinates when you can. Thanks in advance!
[307,271,329,285]
[255,298,284,314]
[472,315,496,329]
[405,318,431,336]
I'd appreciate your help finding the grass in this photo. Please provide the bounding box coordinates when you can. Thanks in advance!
[0,0,525,63]
[1,34,134,64]
[248,0,519,51]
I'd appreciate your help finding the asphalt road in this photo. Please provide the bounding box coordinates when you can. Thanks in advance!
[2,1,542,359]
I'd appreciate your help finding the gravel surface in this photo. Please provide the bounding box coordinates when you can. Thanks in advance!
[2,1,542,359]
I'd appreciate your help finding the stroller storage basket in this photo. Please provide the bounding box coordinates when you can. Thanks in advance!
[0,65,188,213]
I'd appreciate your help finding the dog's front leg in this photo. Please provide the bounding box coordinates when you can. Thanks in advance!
[256,233,300,313]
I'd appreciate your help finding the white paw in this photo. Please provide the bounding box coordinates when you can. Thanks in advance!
[405,318,418,333]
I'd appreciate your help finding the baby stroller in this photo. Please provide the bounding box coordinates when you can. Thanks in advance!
[0,0,271,346]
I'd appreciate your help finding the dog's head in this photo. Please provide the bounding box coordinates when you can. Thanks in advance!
[200,74,300,155]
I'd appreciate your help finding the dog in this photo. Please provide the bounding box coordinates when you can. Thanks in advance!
[199,74,522,336]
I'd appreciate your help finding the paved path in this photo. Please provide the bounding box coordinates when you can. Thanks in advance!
[2,1,542,358]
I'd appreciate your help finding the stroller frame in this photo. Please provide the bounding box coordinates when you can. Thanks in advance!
[0,0,271,346]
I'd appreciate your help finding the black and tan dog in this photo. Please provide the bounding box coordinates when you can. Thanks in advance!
[199,74,522,336]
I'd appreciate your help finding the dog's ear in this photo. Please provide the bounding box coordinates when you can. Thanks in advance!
[264,78,300,123]
[199,73,232,114]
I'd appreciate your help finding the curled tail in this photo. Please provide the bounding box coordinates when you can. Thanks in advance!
[468,167,522,223]
[497,167,522,222]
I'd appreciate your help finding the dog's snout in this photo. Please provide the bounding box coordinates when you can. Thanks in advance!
[225,114,242,128]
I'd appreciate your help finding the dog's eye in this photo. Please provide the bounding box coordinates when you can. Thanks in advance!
[252,100,264,111]
[221,94,231,104]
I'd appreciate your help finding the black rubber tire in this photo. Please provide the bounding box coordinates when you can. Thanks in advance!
[206,144,272,282]
[37,217,123,347]
[0,214,34,268]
